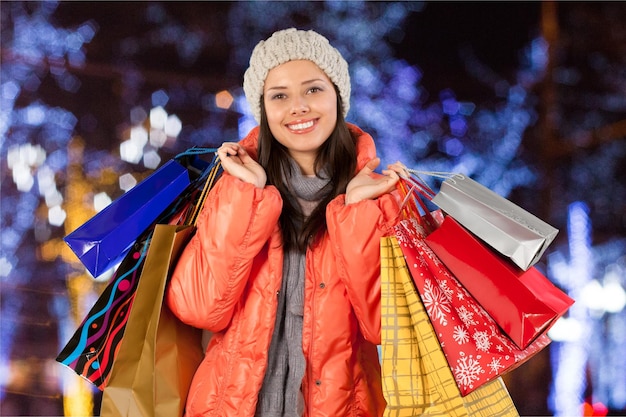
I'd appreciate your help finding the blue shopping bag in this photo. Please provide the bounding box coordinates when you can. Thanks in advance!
[64,159,190,277]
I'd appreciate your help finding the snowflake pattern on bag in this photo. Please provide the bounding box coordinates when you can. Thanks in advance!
[393,218,551,395]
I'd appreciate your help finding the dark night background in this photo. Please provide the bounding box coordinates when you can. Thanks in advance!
[1,1,625,416]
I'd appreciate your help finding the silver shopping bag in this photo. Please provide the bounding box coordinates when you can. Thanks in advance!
[430,174,558,270]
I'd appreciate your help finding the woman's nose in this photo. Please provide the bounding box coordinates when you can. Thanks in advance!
[290,96,309,115]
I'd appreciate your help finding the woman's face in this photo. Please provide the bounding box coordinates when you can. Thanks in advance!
[263,59,338,175]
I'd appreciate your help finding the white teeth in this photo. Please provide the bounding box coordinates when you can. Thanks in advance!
[289,121,314,131]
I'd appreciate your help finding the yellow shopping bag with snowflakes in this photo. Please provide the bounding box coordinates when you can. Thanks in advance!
[380,235,520,417]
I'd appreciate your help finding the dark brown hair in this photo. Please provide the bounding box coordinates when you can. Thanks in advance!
[257,92,356,252]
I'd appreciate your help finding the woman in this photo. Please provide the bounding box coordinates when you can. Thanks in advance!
[167,28,405,416]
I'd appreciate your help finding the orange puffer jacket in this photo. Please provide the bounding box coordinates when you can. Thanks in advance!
[166,124,400,416]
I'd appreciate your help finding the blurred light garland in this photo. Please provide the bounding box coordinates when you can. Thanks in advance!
[549,202,593,416]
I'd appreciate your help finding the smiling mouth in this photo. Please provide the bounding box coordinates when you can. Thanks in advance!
[287,120,315,132]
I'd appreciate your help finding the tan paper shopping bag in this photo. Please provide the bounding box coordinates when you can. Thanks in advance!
[100,224,204,417]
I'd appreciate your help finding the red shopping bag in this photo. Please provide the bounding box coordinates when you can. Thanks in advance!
[424,216,574,350]
[393,218,552,396]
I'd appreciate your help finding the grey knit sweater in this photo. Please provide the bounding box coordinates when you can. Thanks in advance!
[255,162,330,417]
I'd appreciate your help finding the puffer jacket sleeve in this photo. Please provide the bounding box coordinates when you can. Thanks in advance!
[166,173,282,332]
[326,193,400,344]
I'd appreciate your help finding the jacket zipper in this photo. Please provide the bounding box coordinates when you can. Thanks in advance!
[306,245,315,417]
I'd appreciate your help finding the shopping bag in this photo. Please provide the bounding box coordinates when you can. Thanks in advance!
[100,224,204,417]
[56,199,197,388]
[64,159,191,277]
[56,230,153,388]
[424,215,574,350]
[380,235,520,416]
[409,170,558,270]
[56,151,221,388]
[394,219,553,395]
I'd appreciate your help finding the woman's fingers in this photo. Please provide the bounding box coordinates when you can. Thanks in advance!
[216,142,267,189]
[345,158,402,204]
[218,143,244,160]
[381,168,400,182]
[387,161,410,179]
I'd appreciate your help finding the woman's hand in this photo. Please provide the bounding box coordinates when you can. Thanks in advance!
[217,142,267,189]
[345,158,408,205]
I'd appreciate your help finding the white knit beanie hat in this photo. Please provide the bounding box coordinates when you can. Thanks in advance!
[243,28,351,123]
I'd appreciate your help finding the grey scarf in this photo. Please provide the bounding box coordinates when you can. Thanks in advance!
[255,160,330,417]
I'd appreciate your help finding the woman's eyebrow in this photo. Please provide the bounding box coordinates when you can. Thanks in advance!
[266,78,328,92]
[301,78,327,85]
[266,85,287,92]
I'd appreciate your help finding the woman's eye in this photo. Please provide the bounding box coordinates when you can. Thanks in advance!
[271,93,286,100]
[307,86,322,94]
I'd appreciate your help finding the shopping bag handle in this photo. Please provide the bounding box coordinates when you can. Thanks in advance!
[406,169,469,185]
[175,147,219,159]
[187,156,222,227]
[397,178,440,234]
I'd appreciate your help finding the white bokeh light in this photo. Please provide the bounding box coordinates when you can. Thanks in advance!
[48,205,67,226]
[12,162,34,192]
[143,149,161,169]
[130,125,148,148]
[548,317,584,343]
[0,257,13,278]
[149,106,168,130]
[93,191,112,212]
[164,114,182,138]
[120,139,143,164]
[149,128,167,148]
[20,143,46,167]
[603,280,626,313]
[37,165,56,196]
[44,188,63,207]
[7,145,20,169]
[119,173,137,192]
[8,143,48,192]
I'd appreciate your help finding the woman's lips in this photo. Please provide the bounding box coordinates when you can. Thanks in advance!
[286,119,316,133]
